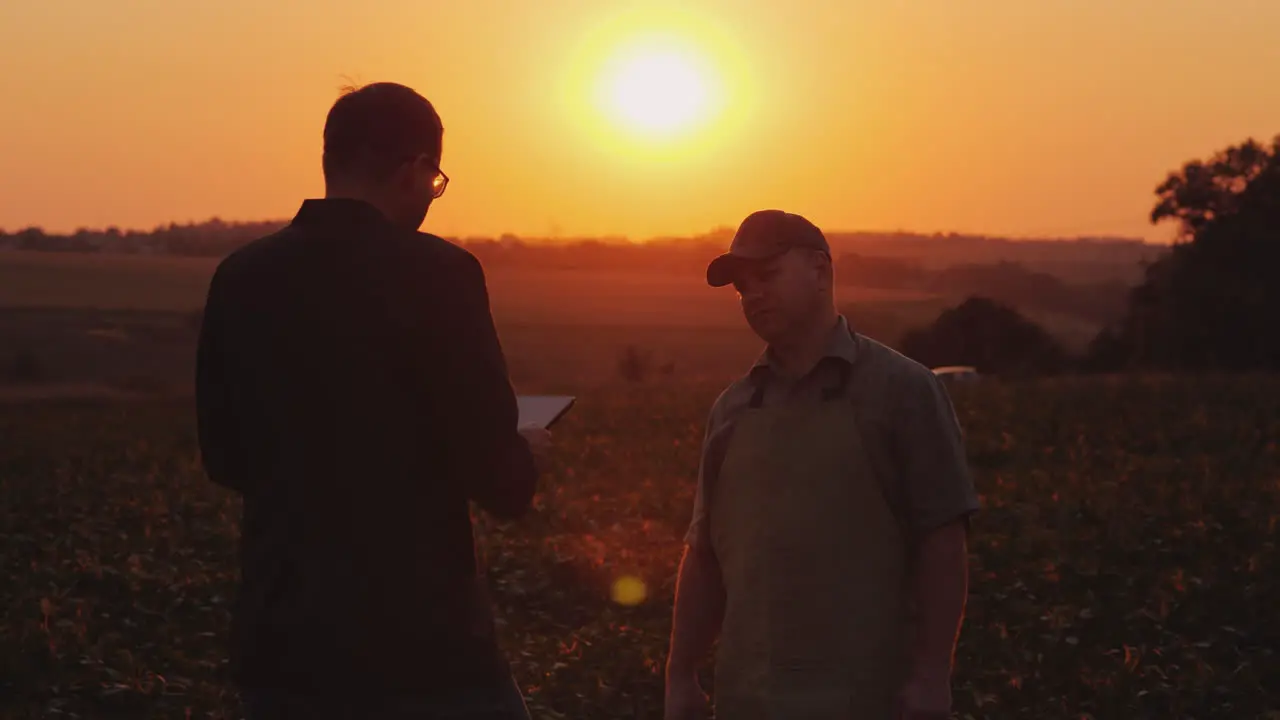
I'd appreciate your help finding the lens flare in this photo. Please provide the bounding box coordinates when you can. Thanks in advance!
[610,575,648,606]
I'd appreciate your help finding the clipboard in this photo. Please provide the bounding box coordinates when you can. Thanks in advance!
[516,395,576,430]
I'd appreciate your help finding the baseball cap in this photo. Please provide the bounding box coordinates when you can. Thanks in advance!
[705,210,830,287]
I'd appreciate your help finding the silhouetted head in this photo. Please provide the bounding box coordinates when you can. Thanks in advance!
[707,210,834,344]
[322,82,446,231]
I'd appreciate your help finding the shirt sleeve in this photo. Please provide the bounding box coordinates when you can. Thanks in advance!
[683,388,739,550]
[683,434,714,550]
[432,252,539,521]
[893,369,980,537]
[195,265,247,493]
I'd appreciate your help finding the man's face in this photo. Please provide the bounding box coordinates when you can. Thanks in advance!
[732,248,829,343]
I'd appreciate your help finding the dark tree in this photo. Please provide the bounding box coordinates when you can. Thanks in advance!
[1089,134,1280,372]
[900,297,1069,378]
[1150,135,1279,242]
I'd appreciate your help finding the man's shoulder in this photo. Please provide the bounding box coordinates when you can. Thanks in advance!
[392,231,483,276]
[421,231,480,263]
[706,373,757,434]
[853,332,938,388]
[852,333,958,430]
[213,225,297,283]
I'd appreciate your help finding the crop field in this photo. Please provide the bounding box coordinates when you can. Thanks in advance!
[0,249,949,391]
[2,375,1278,718]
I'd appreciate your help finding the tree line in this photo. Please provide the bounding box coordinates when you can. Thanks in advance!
[897,134,1280,377]
[5,134,1274,376]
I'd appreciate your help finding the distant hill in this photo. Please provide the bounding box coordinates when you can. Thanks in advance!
[0,218,1165,286]
[825,232,1160,285]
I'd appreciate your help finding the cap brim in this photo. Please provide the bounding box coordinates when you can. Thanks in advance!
[706,254,746,287]
[706,250,788,287]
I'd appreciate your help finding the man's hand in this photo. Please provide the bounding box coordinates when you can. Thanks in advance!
[664,671,709,720]
[897,670,952,719]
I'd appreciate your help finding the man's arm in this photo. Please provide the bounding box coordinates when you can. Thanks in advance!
[436,253,538,521]
[667,543,726,679]
[667,403,732,682]
[195,268,246,493]
[666,500,726,719]
[906,521,969,687]
[894,370,979,711]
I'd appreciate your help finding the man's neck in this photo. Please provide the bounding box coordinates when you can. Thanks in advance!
[323,186,394,221]
[770,310,839,378]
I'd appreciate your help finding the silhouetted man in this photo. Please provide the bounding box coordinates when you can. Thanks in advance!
[196,82,546,719]
[664,211,978,719]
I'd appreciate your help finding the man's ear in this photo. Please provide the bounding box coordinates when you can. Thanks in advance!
[813,250,833,287]
[395,155,427,193]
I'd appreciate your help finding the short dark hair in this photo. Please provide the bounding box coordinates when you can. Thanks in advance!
[322,82,444,182]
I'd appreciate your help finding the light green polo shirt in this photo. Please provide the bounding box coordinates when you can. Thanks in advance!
[685,316,979,550]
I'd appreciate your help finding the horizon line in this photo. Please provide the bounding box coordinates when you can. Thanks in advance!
[0,217,1161,246]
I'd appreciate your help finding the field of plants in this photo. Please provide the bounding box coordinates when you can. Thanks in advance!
[2,376,1279,718]
[0,248,956,393]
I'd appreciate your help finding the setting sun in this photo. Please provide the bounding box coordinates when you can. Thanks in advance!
[604,46,713,137]
[559,7,755,169]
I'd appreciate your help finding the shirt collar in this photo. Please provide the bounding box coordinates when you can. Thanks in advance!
[750,315,861,379]
[290,198,393,229]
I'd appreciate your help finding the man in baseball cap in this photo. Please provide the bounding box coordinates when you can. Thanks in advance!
[665,210,979,719]
[705,209,831,288]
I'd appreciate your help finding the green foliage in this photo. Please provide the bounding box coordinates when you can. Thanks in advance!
[2,379,1279,718]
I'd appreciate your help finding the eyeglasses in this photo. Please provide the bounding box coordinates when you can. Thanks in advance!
[401,154,449,199]
[430,167,449,199]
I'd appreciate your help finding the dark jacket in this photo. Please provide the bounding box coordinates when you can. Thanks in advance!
[195,198,538,696]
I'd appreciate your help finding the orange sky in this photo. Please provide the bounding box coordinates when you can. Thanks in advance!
[1,0,1277,242]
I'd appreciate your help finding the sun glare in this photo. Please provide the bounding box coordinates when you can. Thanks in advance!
[563,8,752,162]
[605,47,712,136]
